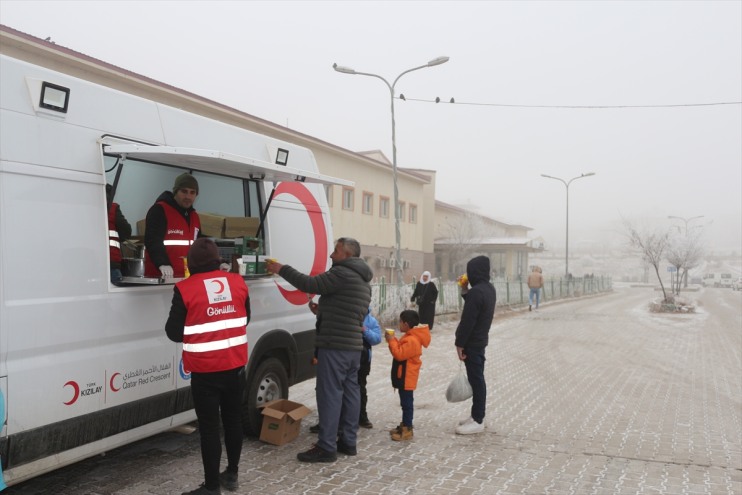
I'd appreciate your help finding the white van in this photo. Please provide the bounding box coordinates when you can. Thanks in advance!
[0,52,350,486]
[702,273,734,288]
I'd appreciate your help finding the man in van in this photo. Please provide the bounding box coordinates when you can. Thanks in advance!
[106,183,132,285]
[266,238,372,463]
[166,238,250,495]
[144,173,202,279]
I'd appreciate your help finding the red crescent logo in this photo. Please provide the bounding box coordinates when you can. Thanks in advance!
[273,182,328,305]
[110,372,121,392]
[212,279,225,294]
[64,380,80,405]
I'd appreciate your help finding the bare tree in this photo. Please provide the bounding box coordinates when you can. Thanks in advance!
[625,221,671,302]
[443,211,487,277]
[666,228,704,295]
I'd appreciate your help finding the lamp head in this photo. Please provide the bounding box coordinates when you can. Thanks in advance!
[427,56,450,67]
[333,63,356,74]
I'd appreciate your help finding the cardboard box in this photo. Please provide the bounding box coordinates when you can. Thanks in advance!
[259,399,311,446]
[199,212,226,238]
[136,214,224,238]
[224,217,260,238]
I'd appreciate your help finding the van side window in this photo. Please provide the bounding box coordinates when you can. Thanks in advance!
[104,154,262,280]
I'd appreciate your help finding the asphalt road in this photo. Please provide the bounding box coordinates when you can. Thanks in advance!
[5,285,741,495]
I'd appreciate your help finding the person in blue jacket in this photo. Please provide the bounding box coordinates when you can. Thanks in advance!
[358,307,382,428]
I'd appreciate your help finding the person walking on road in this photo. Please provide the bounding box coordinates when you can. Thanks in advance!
[410,271,439,330]
[454,255,496,435]
[266,237,372,463]
[166,238,251,495]
[527,266,544,311]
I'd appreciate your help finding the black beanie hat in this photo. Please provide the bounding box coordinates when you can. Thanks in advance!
[173,173,199,194]
[188,238,220,272]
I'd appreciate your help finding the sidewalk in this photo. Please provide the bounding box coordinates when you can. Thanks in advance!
[7,287,741,494]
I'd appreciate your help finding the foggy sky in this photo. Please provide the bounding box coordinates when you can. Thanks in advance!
[2,0,740,252]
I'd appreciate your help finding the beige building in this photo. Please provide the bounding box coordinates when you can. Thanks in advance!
[1,25,541,283]
[433,201,545,281]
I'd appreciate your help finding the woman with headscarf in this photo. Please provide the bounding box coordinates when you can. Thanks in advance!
[410,271,439,330]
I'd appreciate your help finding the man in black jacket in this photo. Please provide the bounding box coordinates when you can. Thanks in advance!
[454,255,496,435]
[266,237,372,462]
[143,173,201,279]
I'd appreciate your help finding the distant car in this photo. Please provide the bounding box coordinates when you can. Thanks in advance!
[703,272,734,287]
[733,278,742,291]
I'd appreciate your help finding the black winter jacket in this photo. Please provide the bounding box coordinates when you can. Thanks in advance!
[454,255,496,349]
[279,257,372,352]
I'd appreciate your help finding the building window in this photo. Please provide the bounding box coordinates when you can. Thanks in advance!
[409,204,418,224]
[379,196,390,218]
[362,192,373,215]
[342,187,354,211]
[398,201,406,222]
[324,184,333,207]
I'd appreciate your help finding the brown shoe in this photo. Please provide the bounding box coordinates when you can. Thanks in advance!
[391,425,413,441]
[388,422,403,435]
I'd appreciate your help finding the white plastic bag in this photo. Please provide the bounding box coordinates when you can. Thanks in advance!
[445,365,473,403]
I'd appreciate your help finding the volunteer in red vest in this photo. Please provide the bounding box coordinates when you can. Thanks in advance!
[166,238,250,495]
[106,183,131,285]
[144,173,202,279]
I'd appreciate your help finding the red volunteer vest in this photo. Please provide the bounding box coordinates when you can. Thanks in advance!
[177,271,249,373]
[108,203,122,264]
[144,202,201,278]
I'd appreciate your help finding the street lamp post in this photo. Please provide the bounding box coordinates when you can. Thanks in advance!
[541,172,596,277]
[333,57,449,289]
[667,215,704,236]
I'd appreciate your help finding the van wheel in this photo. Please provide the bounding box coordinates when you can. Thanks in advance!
[242,357,289,436]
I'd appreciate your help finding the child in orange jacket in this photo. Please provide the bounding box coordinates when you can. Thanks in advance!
[385,309,432,441]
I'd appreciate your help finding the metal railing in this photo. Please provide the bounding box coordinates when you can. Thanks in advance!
[371,275,612,324]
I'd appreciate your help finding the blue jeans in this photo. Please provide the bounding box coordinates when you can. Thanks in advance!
[463,347,487,423]
[398,389,414,427]
[316,348,361,452]
[529,288,540,308]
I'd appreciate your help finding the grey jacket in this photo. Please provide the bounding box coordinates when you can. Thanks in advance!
[279,257,373,351]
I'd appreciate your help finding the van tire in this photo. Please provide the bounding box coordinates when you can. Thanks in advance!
[242,357,289,436]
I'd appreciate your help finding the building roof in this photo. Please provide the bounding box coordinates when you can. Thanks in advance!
[436,237,535,246]
[0,24,430,185]
[435,199,533,231]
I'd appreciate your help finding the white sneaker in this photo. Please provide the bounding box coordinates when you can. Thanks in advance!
[455,420,485,435]
[458,416,474,426]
